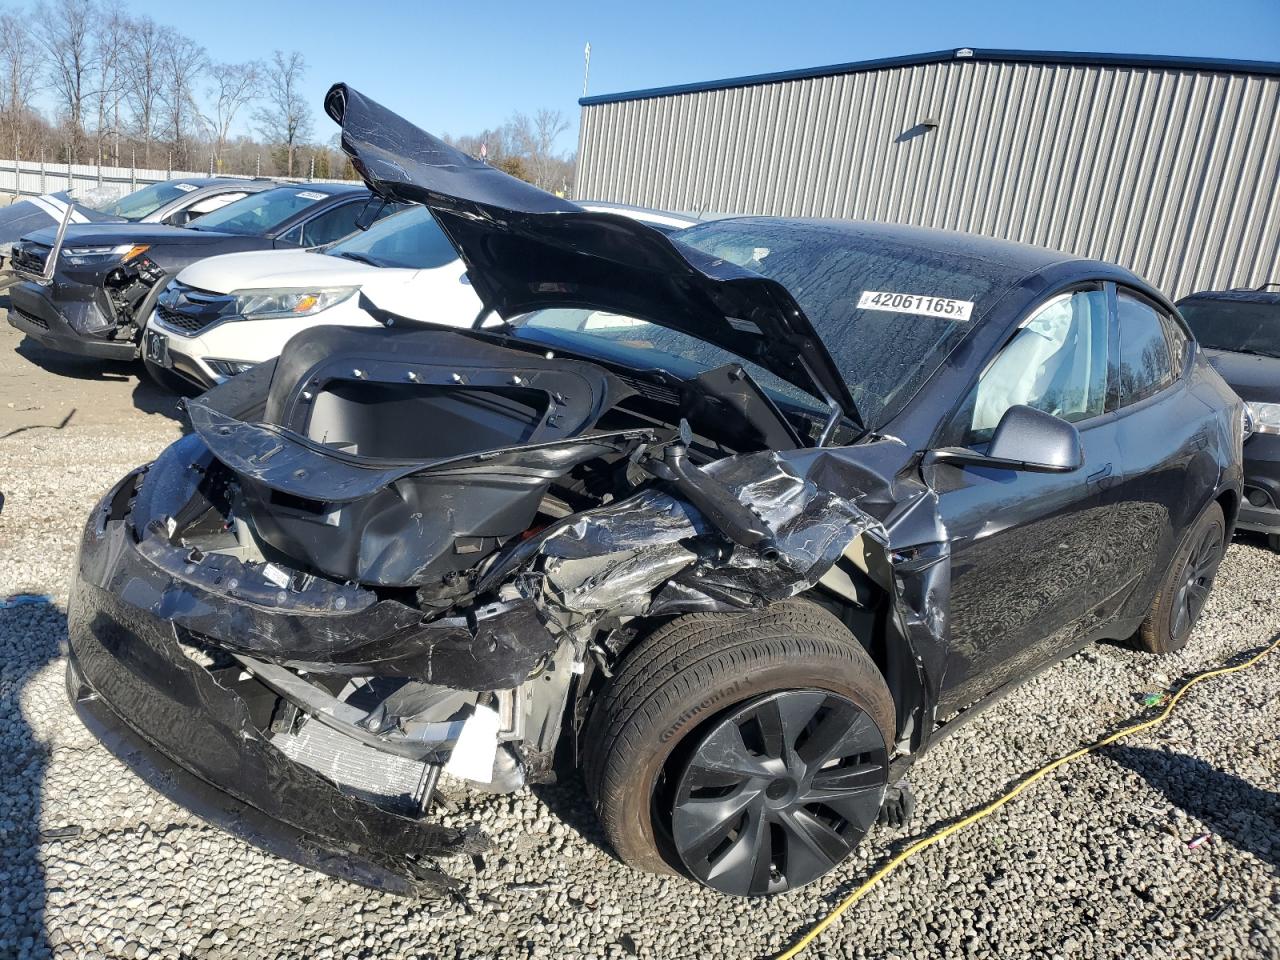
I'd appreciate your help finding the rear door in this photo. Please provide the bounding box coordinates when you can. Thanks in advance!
[929,285,1125,712]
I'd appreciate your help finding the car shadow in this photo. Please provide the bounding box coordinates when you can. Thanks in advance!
[0,596,64,958]
[15,336,134,383]
[1106,745,1279,871]
[13,335,189,427]
[529,775,618,861]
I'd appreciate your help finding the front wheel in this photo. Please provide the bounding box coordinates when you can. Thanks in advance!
[1133,501,1225,655]
[582,600,894,896]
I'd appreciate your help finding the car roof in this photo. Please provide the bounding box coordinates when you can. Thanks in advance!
[710,217,1103,276]
[1177,286,1280,306]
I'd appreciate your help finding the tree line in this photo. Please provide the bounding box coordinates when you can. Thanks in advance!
[0,0,576,191]
[0,0,340,177]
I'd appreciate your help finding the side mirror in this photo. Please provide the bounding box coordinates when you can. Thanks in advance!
[354,197,390,231]
[925,404,1084,473]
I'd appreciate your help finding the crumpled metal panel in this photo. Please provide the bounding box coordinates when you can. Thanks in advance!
[323,83,857,418]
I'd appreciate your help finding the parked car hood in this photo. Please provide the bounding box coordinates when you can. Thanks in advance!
[1204,347,1280,403]
[20,221,237,248]
[0,192,119,250]
[324,83,859,422]
[179,249,391,293]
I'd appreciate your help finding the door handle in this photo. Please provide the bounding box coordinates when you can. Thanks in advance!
[1086,462,1114,486]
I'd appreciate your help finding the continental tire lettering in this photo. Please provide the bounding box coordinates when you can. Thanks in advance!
[659,680,744,744]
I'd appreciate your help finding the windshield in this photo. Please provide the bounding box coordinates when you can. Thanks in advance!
[1179,298,1280,358]
[511,219,1008,428]
[327,205,457,269]
[188,187,330,236]
[87,181,199,221]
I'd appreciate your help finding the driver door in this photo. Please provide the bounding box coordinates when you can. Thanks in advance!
[928,285,1123,713]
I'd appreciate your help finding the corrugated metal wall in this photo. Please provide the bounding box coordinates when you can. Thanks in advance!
[576,58,1280,297]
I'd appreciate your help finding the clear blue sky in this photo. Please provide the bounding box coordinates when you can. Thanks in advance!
[120,0,1280,152]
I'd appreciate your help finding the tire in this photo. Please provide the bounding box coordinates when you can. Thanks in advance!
[582,598,894,895]
[1133,501,1226,655]
[1267,532,1280,553]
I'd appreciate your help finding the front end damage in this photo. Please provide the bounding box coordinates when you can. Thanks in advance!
[65,321,921,892]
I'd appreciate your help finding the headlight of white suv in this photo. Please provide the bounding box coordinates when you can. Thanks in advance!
[231,286,357,320]
[1246,401,1280,436]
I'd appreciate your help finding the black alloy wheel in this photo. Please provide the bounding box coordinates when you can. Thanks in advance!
[1171,524,1222,642]
[670,688,888,896]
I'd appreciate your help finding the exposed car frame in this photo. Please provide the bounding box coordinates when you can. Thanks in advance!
[5,182,376,361]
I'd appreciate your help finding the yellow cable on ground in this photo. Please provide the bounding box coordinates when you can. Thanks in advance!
[773,632,1280,960]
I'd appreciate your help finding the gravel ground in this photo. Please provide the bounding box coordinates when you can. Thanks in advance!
[1,340,1278,959]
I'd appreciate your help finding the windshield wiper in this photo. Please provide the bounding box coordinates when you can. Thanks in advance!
[334,251,380,267]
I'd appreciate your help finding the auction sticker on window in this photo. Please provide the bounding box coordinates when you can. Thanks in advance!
[857,290,974,321]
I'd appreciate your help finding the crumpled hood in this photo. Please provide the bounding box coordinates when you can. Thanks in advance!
[324,83,858,421]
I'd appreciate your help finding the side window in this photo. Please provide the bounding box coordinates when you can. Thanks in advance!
[1117,291,1175,405]
[164,191,248,226]
[962,288,1109,442]
[278,224,304,246]
[299,202,363,247]
[1159,311,1189,372]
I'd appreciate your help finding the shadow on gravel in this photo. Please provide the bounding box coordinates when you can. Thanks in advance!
[13,336,187,426]
[1107,746,1280,871]
[530,775,616,859]
[0,597,63,959]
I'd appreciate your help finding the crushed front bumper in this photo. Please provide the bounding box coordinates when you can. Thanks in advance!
[8,280,137,360]
[66,472,487,895]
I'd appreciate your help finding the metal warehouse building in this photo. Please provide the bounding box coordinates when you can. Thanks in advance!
[575,48,1280,297]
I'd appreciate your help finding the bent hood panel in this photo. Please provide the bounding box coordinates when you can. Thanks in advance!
[324,83,857,418]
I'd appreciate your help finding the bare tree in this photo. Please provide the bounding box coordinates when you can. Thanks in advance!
[36,0,97,161]
[156,25,205,168]
[254,50,312,177]
[90,3,127,165]
[0,10,42,169]
[201,60,261,172]
[120,15,162,166]
[510,108,569,190]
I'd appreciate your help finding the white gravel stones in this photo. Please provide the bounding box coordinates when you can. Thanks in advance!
[1,413,1277,960]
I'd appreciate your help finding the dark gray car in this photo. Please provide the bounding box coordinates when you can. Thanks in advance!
[0,177,280,263]
[1178,285,1280,547]
[63,85,1245,899]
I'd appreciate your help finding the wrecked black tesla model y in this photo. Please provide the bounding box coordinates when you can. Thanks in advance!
[66,84,1245,898]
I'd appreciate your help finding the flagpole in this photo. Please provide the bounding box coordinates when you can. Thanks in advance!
[583,42,592,97]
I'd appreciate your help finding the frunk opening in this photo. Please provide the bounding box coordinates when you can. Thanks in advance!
[307,381,553,459]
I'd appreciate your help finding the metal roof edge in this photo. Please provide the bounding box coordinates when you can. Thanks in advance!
[579,47,1280,106]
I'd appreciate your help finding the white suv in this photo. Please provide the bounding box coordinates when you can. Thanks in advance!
[143,202,696,390]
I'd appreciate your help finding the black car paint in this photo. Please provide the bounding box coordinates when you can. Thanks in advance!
[63,85,1244,894]
[6,184,371,359]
